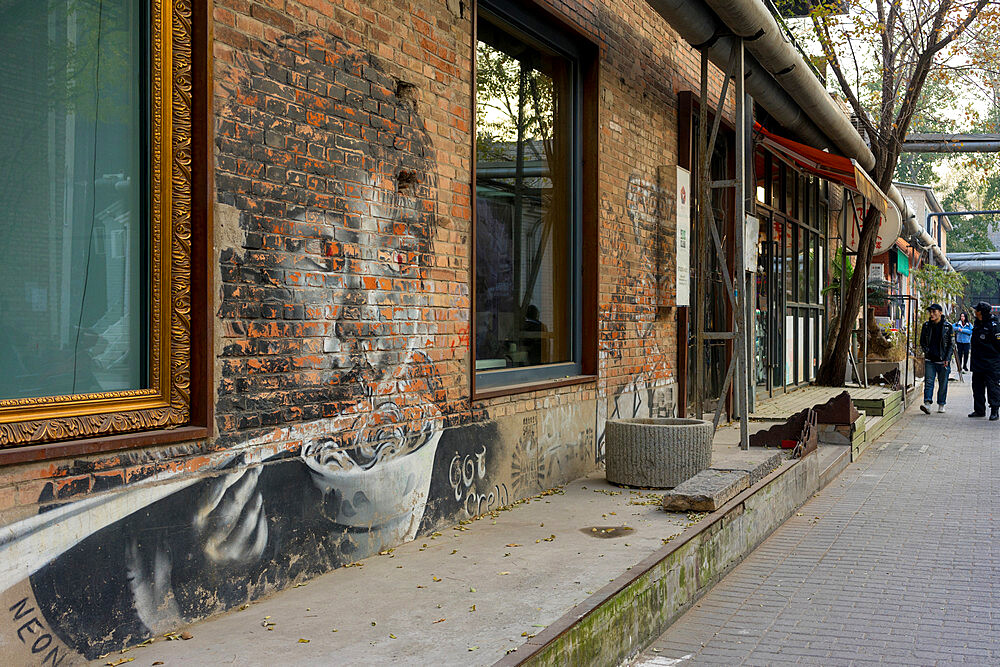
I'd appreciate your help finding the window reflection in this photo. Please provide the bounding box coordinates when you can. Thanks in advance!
[474,22,574,372]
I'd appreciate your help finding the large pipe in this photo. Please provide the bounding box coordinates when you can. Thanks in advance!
[646,0,832,150]
[905,141,1000,153]
[681,0,952,270]
[948,252,1000,260]
[950,261,1000,272]
[904,134,1000,153]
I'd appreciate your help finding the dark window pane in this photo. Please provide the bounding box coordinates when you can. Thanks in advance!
[786,169,797,217]
[0,1,146,400]
[755,150,767,204]
[798,226,807,302]
[772,160,782,210]
[475,22,573,370]
[785,220,794,302]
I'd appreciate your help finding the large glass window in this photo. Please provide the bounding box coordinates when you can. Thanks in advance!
[475,2,580,388]
[0,1,146,400]
[0,1,201,453]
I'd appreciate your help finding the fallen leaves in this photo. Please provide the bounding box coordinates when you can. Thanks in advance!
[506,543,522,547]
[433,618,446,624]
[298,638,310,644]
[105,659,134,666]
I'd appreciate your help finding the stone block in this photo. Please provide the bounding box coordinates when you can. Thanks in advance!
[661,470,750,512]
[712,451,784,486]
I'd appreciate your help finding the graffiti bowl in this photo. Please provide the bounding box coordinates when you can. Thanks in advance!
[303,433,440,547]
[604,418,712,489]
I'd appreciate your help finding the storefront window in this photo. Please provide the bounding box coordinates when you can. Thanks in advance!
[474,0,581,389]
[0,0,146,400]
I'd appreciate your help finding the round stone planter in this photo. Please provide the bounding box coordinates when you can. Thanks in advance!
[605,417,713,489]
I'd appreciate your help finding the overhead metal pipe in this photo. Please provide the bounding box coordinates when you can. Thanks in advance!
[948,252,1000,260]
[950,261,1000,272]
[656,0,953,270]
[903,134,1000,153]
[904,141,1000,153]
[646,0,832,150]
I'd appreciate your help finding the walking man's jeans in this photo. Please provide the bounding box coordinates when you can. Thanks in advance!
[972,370,1000,414]
[924,360,949,405]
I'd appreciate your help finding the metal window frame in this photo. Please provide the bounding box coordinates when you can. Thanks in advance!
[473,0,584,391]
[0,0,210,457]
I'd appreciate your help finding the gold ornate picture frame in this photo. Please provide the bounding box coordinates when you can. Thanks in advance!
[0,0,193,448]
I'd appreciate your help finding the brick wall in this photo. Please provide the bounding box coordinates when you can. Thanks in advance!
[0,1,737,661]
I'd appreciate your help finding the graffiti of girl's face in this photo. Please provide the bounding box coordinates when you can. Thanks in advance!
[217,32,448,473]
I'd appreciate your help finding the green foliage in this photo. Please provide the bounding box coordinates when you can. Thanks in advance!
[823,246,890,306]
[911,265,969,315]
[475,41,554,163]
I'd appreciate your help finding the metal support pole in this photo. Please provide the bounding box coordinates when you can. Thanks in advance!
[734,40,749,450]
[862,275,868,387]
[696,50,709,420]
[745,88,756,417]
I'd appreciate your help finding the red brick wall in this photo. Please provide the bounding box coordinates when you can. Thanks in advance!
[0,2,739,660]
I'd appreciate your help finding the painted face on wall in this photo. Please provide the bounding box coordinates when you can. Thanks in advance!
[214,32,450,548]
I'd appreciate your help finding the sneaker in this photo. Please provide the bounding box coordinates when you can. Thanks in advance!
[969,411,986,418]
[991,409,999,422]
[920,403,931,414]
[937,405,946,414]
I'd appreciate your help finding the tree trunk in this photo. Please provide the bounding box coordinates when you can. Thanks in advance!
[816,203,882,385]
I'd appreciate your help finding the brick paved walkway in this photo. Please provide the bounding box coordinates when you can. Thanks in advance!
[631,381,999,666]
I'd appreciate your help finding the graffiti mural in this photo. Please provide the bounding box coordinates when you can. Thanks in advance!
[0,31,481,662]
[597,173,676,460]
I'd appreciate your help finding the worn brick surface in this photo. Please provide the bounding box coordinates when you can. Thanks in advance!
[633,382,1000,666]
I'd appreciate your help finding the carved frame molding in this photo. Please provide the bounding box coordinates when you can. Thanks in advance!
[0,0,193,448]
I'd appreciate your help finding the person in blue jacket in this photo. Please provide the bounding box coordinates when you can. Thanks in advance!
[955,311,973,371]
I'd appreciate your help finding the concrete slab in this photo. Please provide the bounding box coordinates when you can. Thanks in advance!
[82,402,875,667]
[661,470,749,512]
[92,471,693,666]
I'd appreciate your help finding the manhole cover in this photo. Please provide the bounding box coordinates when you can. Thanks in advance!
[580,525,635,539]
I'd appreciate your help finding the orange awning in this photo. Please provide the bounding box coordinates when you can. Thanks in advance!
[755,123,901,237]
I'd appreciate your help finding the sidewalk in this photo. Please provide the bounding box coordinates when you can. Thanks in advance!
[89,437,784,666]
[629,380,999,666]
[89,394,900,667]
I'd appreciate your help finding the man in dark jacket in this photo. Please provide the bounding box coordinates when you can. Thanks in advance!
[919,303,954,414]
[968,302,1000,421]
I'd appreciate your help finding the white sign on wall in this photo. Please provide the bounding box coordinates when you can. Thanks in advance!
[676,166,691,306]
[745,214,759,272]
[846,202,901,257]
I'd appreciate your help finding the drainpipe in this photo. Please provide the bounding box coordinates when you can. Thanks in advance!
[667,0,953,270]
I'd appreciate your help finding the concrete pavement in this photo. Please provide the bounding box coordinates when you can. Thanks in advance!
[630,380,1000,666]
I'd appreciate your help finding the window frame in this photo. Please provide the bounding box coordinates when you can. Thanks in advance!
[0,0,211,464]
[471,0,598,399]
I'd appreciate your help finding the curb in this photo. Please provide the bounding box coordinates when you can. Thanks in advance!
[495,444,851,667]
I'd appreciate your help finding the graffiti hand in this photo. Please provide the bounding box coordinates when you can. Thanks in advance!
[194,466,268,564]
